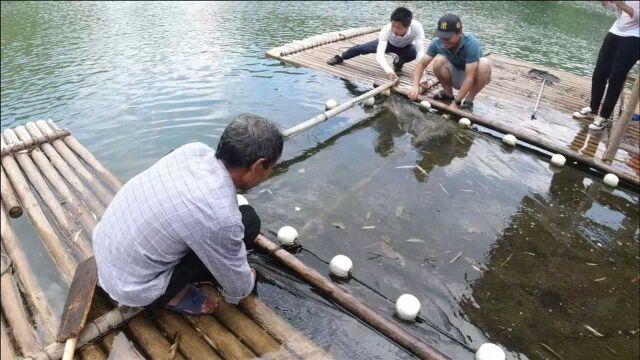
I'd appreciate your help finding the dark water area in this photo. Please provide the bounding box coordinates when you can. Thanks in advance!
[2,2,638,359]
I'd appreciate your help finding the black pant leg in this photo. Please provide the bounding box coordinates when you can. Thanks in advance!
[599,35,640,119]
[590,32,619,112]
[341,40,379,60]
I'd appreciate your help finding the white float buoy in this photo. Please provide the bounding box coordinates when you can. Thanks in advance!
[475,343,506,360]
[419,100,432,111]
[603,173,619,187]
[236,194,249,206]
[395,294,421,321]
[325,99,338,110]
[381,88,391,97]
[277,226,299,245]
[502,134,517,146]
[458,117,472,128]
[550,154,566,167]
[363,97,376,107]
[329,255,353,277]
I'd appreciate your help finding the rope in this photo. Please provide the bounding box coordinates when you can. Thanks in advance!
[262,231,476,353]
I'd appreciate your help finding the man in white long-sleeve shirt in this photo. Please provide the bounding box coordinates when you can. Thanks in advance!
[327,7,424,81]
[93,114,283,315]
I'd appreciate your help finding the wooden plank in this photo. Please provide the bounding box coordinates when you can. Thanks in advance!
[57,256,98,342]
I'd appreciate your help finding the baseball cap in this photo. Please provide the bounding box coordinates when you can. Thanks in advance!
[434,14,462,38]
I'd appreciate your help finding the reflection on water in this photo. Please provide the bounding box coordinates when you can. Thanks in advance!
[2,1,637,359]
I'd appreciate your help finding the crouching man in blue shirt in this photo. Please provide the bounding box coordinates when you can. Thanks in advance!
[409,14,491,113]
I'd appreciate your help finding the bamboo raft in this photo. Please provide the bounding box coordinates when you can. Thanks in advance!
[0,120,332,360]
[266,27,640,186]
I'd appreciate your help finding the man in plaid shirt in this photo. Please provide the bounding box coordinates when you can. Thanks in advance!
[93,114,283,315]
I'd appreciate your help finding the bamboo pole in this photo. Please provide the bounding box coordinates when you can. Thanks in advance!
[211,299,295,359]
[239,295,330,360]
[25,122,105,218]
[185,315,257,360]
[0,134,76,282]
[14,126,96,257]
[24,307,143,360]
[604,75,640,161]
[1,166,22,218]
[1,205,58,339]
[152,309,222,360]
[34,120,114,207]
[127,315,186,360]
[254,235,448,360]
[1,247,43,356]
[283,81,396,138]
[1,316,17,360]
[3,129,91,259]
[45,120,123,193]
[79,343,107,360]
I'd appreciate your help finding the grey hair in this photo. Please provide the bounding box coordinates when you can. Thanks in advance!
[215,113,284,168]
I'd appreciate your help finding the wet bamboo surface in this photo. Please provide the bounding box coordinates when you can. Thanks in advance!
[267,27,640,185]
[0,121,331,359]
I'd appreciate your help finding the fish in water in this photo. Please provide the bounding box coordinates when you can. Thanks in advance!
[365,237,406,267]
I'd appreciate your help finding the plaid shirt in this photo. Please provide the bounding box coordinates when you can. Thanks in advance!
[93,143,254,306]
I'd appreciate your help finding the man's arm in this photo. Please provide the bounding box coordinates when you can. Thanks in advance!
[613,1,637,18]
[454,61,478,105]
[191,221,255,304]
[376,28,396,79]
[408,55,434,100]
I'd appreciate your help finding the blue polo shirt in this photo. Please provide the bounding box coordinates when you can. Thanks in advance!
[427,32,483,70]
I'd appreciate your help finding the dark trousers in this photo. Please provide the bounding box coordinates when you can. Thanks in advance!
[149,204,260,307]
[590,32,640,119]
[342,40,417,66]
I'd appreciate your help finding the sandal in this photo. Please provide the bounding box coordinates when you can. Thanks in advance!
[430,90,454,101]
[165,285,216,315]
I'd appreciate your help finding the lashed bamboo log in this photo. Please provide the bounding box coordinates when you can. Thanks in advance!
[1,205,58,339]
[1,166,22,218]
[127,315,186,360]
[1,316,17,360]
[185,315,257,360]
[604,75,640,161]
[14,126,96,257]
[239,295,330,360]
[3,129,91,259]
[0,128,69,157]
[45,120,123,193]
[24,307,143,360]
[0,134,76,281]
[35,120,114,206]
[211,298,295,359]
[25,122,105,218]
[79,343,107,360]
[254,235,448,360]
[152,309,222,360]
[1,247,42,356]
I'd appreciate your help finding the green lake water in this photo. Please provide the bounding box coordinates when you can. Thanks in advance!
[1,2,638,359]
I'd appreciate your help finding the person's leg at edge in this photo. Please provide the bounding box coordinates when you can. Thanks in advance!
[589,32,619,115]
[432,54,454,96]
[341,40,379,60]
[598,36,640,120]
[465,57,492,102]
[386,43,417,70]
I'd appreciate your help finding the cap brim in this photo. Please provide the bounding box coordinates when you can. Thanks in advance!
[434,30,455,38]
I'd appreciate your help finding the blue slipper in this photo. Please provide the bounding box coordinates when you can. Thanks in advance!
[165,285,211,315]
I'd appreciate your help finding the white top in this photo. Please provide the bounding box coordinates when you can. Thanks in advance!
[605,1,639,37]
[94,142,255,306]
[377,20,425,74]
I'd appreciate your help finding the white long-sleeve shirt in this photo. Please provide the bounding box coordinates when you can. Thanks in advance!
[376,20,425,74]
[605,1,639,37]
[94,142,255,306]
